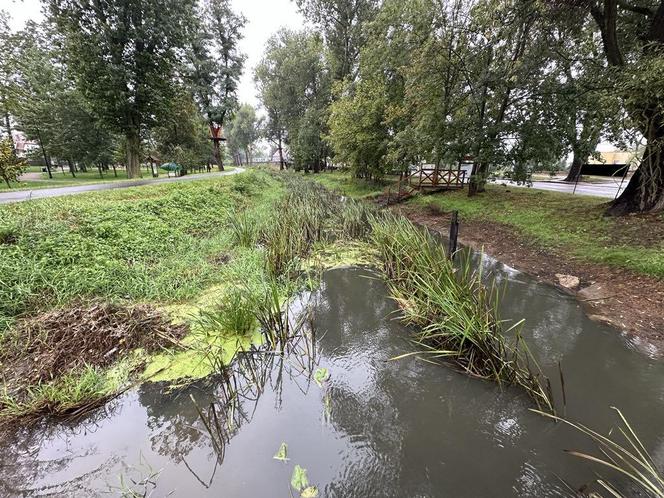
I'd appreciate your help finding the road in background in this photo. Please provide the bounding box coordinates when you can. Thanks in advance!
[0,168,245,204]
[494,179,623,199]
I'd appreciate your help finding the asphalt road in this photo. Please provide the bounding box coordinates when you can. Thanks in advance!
[494,178,625,199]
[0,168,245,204]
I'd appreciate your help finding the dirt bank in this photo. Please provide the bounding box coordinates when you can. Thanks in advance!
[394,204,664,355]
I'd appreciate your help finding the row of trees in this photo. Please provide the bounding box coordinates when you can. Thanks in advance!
[255,0,664,215]
[0,0,248,181]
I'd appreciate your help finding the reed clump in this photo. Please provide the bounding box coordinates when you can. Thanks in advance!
[370,213,553,412]
[262,175,374,276]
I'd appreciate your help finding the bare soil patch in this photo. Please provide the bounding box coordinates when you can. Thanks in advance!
[0,302,187,399]
[394,203,664,354]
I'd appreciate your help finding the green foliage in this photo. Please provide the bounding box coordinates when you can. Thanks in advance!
[226,104,260,164]
[370,213,553,411]
[47,0,197,176]
[195,289,258,337]
[0,137,26,187]
[0,170,278,330]
[254,30,331,171]
[327,79,390,179]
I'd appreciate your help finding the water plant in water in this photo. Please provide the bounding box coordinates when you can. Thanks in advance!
[535,407,664,498]
[370,213,554,412]
[291,465,318,497]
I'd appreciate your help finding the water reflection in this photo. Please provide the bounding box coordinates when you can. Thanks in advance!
[1,265,664,497]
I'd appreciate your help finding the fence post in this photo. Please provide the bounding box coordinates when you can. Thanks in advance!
[448,210,459,260]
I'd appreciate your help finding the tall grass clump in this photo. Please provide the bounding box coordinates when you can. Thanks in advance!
[262,174,375,276]
[370,213,553,411]
[537,408,664,497]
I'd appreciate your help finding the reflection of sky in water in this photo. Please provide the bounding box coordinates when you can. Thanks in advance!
[2,266,664,497]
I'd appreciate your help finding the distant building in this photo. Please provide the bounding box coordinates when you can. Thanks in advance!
[11,132,39,158]
[587,149,641,167]
[583,147,641,177]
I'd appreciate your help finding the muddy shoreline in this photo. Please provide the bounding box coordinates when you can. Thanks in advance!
[394,204,664,355]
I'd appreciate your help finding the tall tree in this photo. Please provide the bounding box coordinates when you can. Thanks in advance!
[189,0,246,171]
[226,104,260,165]
[48,0,196,178]
[296,0,379,81]
[0,137,25,187]
[0,11,19,141]
[554,0,664,214]
[255,30,331,172]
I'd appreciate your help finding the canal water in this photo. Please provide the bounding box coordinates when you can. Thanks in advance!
[1,259,663,497]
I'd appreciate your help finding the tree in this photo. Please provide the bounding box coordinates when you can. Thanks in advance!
[295,0,379,81]
[553,0,664,214]
[255,30,331,172]
[328,79,390,179]
[0,11,19,141]
[226,104,260,165]
[48,0,196,178]
[189,0,246,171]
[0,137,25,187]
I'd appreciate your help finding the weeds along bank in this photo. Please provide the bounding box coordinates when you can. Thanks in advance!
[0,169,551,426]
[0,170,376,423]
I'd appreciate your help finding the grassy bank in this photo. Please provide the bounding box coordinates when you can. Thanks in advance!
[0,170,376,423]
[0,171,280,421]
[311,171,664,279]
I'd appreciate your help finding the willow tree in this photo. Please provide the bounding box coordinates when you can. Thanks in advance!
[189,0,246,171]
[48,0,195,178]
[555,0,664,214]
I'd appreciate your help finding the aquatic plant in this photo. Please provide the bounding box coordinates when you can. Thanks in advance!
[536,407,664,498]
[262,174,375,277]
[370,213,554,412]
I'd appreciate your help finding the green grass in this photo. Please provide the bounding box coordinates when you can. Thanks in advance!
[0,167,235,192]
[306,172,664,278]
[411,185,664,278]
[304,170,397,198]
[370,213,553,411]
[0,169,278,331]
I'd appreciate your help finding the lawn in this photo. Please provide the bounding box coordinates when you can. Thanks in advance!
[309,171,664,279]
[304,169,397,198]
[0,168,268,331]
[414,186,664,278]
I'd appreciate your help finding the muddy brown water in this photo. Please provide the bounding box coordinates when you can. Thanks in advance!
[1,256,664,497]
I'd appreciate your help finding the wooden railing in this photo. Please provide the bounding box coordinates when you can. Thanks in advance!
[385,167,466,205]
[408,167,466,189]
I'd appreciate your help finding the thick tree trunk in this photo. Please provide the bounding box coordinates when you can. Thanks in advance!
[278,136,284,170]
[468,161,488,196]
[126,132,141,178]
[564,153,584,182]
[607,133,664,215]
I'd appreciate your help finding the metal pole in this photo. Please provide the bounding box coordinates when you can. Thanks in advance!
[572,165,582,195]
[615,164,629,200]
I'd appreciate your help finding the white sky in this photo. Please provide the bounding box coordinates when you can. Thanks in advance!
[3,0,305,108]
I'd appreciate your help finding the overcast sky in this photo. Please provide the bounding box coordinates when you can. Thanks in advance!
[4,0,305,108]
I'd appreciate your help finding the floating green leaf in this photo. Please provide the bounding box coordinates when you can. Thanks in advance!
[291,465,309,491]
[314,367,330,387]
[301,486,319,497]
[273,442,289,461]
